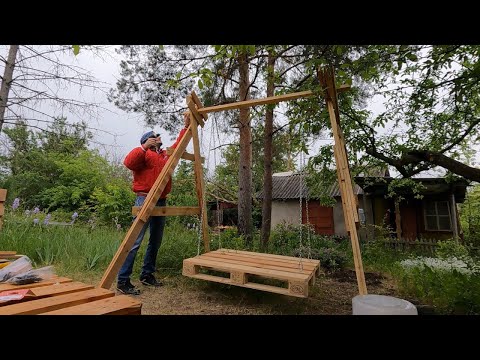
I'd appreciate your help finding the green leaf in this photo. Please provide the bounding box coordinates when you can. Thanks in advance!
[406,53,418,62]
[198,79,204,90]
[158,45,164,50]
[72,45,80,56]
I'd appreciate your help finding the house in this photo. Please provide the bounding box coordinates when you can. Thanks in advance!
[207,200,237,227]
[257,171,364,237]
[259,170,469,242]
[355,175,469,241]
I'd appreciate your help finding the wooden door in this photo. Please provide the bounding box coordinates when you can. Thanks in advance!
[302,200,334,235]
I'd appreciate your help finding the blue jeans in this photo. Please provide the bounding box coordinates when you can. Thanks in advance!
[117,196,166,284]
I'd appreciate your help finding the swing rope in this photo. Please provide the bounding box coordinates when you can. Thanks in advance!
[211,116,223,251]
[298,126,305,271]
[195,118,205,256]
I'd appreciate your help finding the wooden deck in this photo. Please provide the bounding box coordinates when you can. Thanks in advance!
[0,276,142,315]
[183,249,321,298]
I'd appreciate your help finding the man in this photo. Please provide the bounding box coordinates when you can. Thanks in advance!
[116,112,190,295]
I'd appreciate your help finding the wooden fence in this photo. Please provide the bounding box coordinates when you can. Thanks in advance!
[381,238,439,253]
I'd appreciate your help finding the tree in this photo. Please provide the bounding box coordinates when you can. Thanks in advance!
[0,118,134,225]
[0,45,107,134]
[347,45,480,182]
[108,45,373,244]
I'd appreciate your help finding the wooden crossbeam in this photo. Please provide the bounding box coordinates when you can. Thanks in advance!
[191,90,208,121]
[187,95,205,127]
[166,147,204,163]
[99,125,193,289]
[132,206,200,216]
[318,66,367,296]
[198,85,350,115]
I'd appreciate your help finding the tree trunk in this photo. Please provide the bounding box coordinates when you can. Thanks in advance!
[261,51,276,250]
[237,51,253,245]
[0,45,19,133]
[406,150,480,182]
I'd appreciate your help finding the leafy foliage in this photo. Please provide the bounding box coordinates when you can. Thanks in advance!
[0,118,134,227]
[459,184,480,246]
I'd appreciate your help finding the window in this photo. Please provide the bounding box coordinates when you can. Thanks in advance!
[424,201,452,231]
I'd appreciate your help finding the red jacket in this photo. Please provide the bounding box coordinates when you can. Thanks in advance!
[124,128,187,199]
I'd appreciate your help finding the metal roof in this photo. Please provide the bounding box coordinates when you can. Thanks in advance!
[257,172,363,199]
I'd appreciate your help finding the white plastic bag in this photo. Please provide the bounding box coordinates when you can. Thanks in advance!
[0,256,33,282]
[5,266,55,285]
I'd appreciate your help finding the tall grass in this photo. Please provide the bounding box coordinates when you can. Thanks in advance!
[0,213,199,283]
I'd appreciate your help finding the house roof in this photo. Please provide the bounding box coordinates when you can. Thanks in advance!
[257,172,363,200]
[354,176,470,203]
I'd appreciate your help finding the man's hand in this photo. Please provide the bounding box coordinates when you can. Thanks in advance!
[183,112,191,128]
[142,137,161,150]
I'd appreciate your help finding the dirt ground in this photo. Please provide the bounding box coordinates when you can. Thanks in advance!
[126,269,401,315]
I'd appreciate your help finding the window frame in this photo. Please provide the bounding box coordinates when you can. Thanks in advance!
[423,200,452,232]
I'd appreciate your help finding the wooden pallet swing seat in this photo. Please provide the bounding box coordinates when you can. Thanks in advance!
[99,66,367,298]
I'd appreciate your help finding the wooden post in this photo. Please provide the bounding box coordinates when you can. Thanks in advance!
[0,189,6,230]
[395,201,402,241]
[187,96,210,252]
[318,66,368,295]
[451,193,459,242]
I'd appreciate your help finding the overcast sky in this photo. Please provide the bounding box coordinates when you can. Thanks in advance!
[2,45,452,178]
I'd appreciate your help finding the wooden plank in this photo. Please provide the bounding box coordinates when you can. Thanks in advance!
[187,96,205,127]
[41,295,142,315]
[184,258,309,281]
[201,253,312,275]
[197,86,350,115]
[191,90,208,120]
[333,147,351,232]
[217,249,320,265]
[319,66,367,295]
[202,252,316,273]
[190,111,210,252]
[0,276,72,292]
[30,282,94,297]
[0,204,4,216]
[166,147,204,163]
[132,206,200,216]
[0,282,94,307]
[0,189,6,202]
[0,251,16,257]
[99,126,193,289]
[186,273,308,298]
[0,288,114,315]
[203,250,318,270]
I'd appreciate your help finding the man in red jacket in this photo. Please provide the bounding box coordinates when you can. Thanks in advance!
[117,112,190,295]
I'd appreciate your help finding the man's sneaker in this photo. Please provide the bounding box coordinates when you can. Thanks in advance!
[116,280,141,295]
[140,274,163,287]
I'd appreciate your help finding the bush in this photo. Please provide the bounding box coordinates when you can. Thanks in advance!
[292,245,347,270]
[396,257,480,314]
[435,239,470,260]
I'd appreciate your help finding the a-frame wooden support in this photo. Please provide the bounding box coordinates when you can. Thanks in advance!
[99,92,210,289]
[318,66,368,295]
[100,66,368,296]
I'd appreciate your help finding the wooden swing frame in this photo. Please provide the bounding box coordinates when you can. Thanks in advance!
[98,66,367,297]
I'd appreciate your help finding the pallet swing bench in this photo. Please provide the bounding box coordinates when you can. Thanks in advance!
[98,66,368,298]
